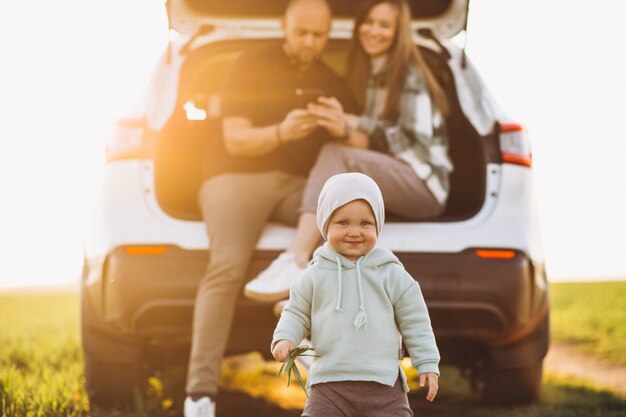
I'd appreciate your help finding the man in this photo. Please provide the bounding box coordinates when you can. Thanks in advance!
[184,1,357,416]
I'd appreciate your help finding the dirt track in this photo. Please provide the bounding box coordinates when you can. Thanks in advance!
[545,342,626,395]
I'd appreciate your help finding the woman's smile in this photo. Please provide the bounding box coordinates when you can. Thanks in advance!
[358,2,398,59]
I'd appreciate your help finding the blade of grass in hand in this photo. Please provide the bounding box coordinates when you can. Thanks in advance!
[277,345,319,397]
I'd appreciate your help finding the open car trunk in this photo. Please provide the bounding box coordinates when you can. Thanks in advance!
[169,0,469,40]
[154,39,490,222]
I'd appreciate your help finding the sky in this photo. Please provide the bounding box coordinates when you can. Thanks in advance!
[0,0,625,288]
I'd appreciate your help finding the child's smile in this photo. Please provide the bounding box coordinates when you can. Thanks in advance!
[326,199,378,261]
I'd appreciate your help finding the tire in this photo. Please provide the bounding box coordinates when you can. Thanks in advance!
[474,361,543,406]
[472,310,549,406]
[81,290,145,407]
[83,350,143,407]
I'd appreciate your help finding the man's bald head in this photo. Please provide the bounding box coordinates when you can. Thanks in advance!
[282,0,333,67]
[285,0,332,20]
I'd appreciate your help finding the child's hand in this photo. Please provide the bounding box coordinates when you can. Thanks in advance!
[419,372,439,402]
[272,340,294,362]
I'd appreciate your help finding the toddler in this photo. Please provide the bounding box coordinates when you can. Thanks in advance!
[272,172,439,417]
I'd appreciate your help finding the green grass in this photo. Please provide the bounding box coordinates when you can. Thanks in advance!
[0,283,625,416]
[0,293,88,416]
[550,281,626,365]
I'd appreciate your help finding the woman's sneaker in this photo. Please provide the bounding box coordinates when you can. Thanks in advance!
[244,252,304,302]
[184,396,216,417]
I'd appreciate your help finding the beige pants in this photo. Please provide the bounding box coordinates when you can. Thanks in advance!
[186,171,305,395]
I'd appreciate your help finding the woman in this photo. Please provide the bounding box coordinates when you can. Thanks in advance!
[245,0,453,302]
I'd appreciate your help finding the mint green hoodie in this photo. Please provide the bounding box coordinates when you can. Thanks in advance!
[272,242,440,392]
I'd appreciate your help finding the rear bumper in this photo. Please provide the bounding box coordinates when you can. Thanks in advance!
[400,249,549,346]
[82,245,549,359]
[82,247,281,357]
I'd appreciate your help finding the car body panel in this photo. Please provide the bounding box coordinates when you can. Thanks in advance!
[85,162,543,264]
[167,0,469,39]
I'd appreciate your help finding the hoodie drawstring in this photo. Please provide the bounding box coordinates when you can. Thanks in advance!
[353,257,368,331]
[334,256,368,331]
[335,257,344,312]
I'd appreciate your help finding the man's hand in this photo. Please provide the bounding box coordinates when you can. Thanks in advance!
[307,96,348,138]
[419,372,439,402]
[272,340,295,362]
[280,109,318,142]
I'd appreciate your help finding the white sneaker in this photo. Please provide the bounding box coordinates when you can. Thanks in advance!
[184,396,216,417]
[273,299,289,318]
[244,252,304,302]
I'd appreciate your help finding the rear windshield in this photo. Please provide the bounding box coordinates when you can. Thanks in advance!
[186,0,453,19]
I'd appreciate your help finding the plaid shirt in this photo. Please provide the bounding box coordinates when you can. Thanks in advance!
[357,67,453,206]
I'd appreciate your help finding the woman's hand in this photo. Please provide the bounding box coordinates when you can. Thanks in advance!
[272,340,295,362]
[307,97,348,138]
[313,96,344,112]
[307,97,368,148]
[419,372,439,402]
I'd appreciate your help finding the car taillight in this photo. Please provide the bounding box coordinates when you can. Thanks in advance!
[499,123,532,168]
[475,249,517,259]
[106,118,145,162]
[125,246,168,255]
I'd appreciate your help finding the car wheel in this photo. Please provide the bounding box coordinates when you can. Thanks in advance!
[473,361,543,406]
[81,292,145,406]
[80,282,145,408]
[83,350,144,407]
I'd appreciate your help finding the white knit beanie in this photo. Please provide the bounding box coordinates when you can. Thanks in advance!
[316,173,385,240]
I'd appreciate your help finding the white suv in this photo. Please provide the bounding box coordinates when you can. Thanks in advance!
[81,0,549,408]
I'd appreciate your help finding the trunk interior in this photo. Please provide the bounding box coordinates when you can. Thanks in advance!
[154,39,493,222]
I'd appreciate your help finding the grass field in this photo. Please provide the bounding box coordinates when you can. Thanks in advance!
[550,281,626,366]
[1,283,625,417]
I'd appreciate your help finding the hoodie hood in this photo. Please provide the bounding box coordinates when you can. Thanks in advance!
[312,242,401,331]
[316,173,385,240]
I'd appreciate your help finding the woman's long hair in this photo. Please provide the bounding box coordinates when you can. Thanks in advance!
[346,0,450,119]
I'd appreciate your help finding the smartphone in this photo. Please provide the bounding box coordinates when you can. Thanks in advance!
[296,88,325,107]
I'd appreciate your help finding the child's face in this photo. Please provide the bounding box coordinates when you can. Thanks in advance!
[326,199,377,261]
